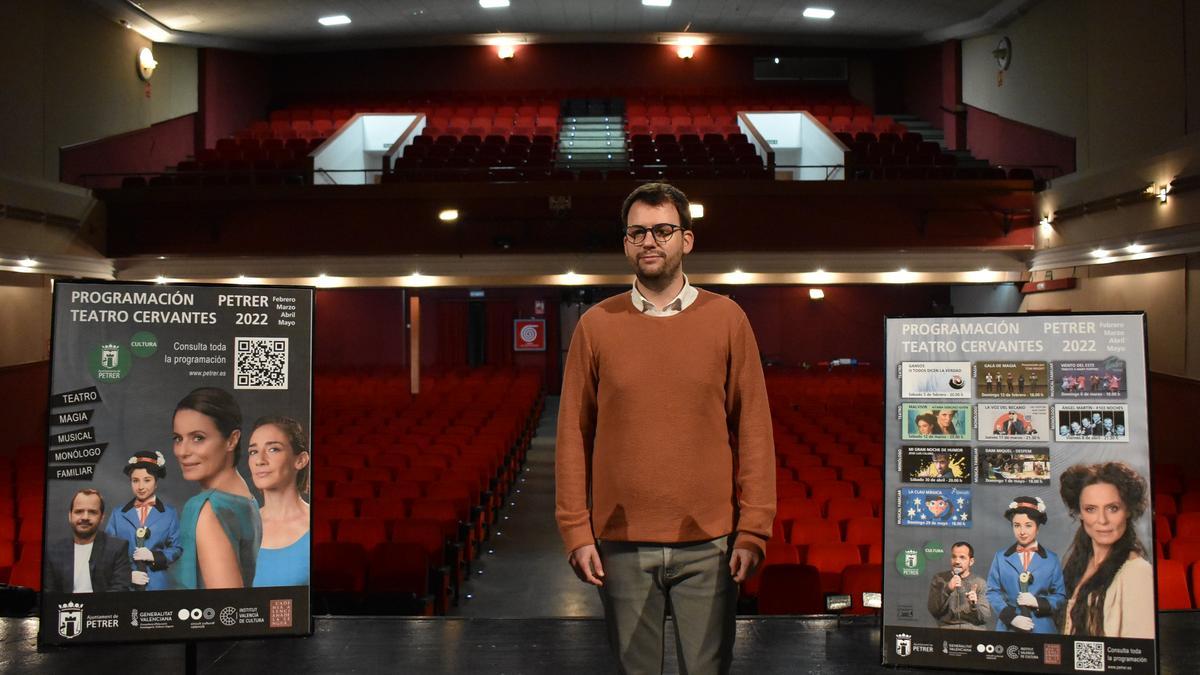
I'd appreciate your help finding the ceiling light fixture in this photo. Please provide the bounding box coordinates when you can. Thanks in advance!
[1091,248,1109,258]
[496,43,516,60]
[677,45,694,59]
[154,275,168,284]
[480,0,510,7]
[643,0,672,7]
[439,208,459,222]
[689,203,704,219]
[803,8,835,20]
[318,15,351,26]
[1126,243,1146,254]
[1157,185,1170,204]
[809,288,825,300]
[19,257,37,267]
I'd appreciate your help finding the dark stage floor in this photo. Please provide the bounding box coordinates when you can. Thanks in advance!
[4,612,1197,674]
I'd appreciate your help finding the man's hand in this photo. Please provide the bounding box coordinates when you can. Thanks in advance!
[568,544,605,587]
[729,548,761,583]
[947,574,962,591]
[966,590,978,604]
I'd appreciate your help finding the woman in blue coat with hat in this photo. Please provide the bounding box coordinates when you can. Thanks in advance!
[985,495,1066,633]
[104,450,182,590]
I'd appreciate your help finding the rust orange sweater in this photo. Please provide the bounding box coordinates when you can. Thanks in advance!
[555,289,776,557]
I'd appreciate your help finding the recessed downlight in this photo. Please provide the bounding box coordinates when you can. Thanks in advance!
[318,15,351,26]
[803,8,835,20]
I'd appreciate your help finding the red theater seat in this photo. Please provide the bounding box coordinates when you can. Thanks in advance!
[840,563,883,615]
[810,481,856,508]
[365,542,436,615]
[843,517,882,546]
[805,542,863,594]
[1157,559,1192,609]
[1175,512,1200,539]
[789,519,841,546]
[756,564,824,615]
[335,517,389,550]
[8,550,41,590]
[826,497,874,523]
[742,541,800,599]
[1167,538,1200,566]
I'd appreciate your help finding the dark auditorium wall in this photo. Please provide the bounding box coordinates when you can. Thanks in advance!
[1148,372,1200,469]
[60,114,196,188]
[314,285,949,390]
[724,285,951,367]
[199,49,272,149]
[896,41,964,150]
[962,0,1191,171]
[314,288,409,369]
[267,43,876,102]
[0,361,50,455]
[0,0,197,182]
[315,287,561,389]
[965,105,1076,177]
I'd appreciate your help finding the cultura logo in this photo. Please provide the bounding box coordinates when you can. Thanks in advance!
[58,602,85,639]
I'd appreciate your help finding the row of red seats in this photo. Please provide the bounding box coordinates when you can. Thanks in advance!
[313,541,442,615]
[307,372,543,613]
[273,102,560,122]
[756,563,881,615]
[1156,557,1200,610]
[626,113,738,127]
[748,544,879,600]
[1156,491,1200,516]
[421,124,556,140]
[626,122,745,138]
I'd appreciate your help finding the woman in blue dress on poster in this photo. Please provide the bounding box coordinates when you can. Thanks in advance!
[167,387,262,589]
[104,450,182,590]
[248,415,311,587]
[986,496,1066,633]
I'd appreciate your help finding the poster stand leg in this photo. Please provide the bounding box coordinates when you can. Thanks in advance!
[185,641,197,675]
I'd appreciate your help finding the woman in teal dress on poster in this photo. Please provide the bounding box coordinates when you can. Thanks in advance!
[247,415,311,587]
[167,387,262,589]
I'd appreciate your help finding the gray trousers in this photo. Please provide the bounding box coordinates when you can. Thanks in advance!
[596,535,737,675]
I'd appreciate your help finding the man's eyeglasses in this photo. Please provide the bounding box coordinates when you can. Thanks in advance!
[624,223,686,245]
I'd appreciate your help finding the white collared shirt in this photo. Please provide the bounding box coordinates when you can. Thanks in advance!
[630,275,698,317]
[73,542,94,593]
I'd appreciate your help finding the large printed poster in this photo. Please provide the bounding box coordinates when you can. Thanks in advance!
[40,282,313,645]
[883,314,1155,674]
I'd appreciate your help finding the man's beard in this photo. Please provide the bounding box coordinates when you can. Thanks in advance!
[635,254,681,284]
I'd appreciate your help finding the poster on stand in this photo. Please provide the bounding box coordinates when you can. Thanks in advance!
[39,281,313,646]
[883,314,1156,674]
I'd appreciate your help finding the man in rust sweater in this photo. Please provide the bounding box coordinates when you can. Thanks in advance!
[556,182,776,674]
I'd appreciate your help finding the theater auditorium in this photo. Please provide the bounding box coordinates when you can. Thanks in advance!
[0,0,1198,672]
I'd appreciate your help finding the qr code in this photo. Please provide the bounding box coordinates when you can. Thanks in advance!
[234,337,289,390]
[1073,640,1105,672]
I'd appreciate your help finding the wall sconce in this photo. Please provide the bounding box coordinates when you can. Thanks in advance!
[497,44,515,60]
[676,45,694,60]
[1157,184,1170,204]
[137,47,158,81]
[809,288,825,300]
